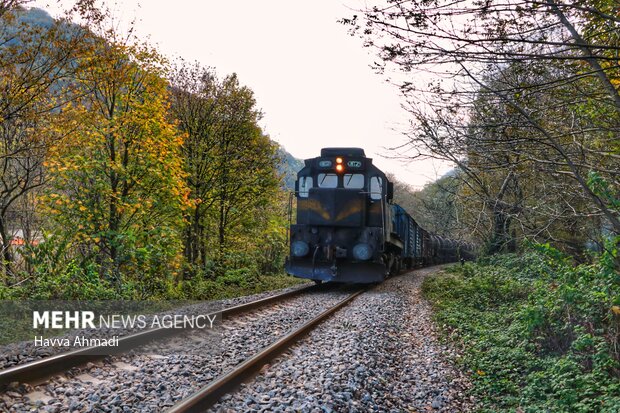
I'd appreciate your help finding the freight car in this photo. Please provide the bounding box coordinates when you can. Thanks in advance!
[285,148,474,283]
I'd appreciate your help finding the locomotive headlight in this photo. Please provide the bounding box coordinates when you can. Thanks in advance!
[291,240,310,257]
[352,243,373,261]
[335,157,344,173]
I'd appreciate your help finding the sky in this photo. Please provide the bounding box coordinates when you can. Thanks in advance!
[31,0,452,189]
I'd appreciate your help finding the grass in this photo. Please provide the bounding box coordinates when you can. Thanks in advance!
[179,270,307,301]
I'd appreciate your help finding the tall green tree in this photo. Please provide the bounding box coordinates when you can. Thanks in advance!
[169,63,219,275]
[171,64,281,278]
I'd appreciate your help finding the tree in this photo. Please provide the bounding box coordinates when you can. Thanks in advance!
[170,63,281,278]
[169,63,219,275]
[0,0,23,18]
[211,74,279,265]
[0,6,85,280]
[349,0,620,257]
[45,29,188,292]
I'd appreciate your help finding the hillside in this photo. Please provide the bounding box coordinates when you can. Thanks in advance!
[276,146,304,190]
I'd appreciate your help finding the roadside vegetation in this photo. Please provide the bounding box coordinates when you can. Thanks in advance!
[354,4,620,407]
[423,246,620,412]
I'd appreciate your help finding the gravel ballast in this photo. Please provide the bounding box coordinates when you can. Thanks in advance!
[211,266,474,412]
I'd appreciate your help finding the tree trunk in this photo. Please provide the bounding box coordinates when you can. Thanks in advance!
[0,216,13,282]
[218,198,225,264]
[183,204,207,279]
[489,206,513,254]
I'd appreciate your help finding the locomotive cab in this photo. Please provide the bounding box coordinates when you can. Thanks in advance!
[285,148,398,283]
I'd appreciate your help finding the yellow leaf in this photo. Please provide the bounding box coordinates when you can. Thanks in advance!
[612,306,620,316]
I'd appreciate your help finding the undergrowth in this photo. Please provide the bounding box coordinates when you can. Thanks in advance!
[174,269,305,301]
[422,244,620,412]
[0,265,304,301]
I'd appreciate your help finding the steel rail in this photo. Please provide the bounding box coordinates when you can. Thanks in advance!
[0,283,323,386]
[167,287,367,413]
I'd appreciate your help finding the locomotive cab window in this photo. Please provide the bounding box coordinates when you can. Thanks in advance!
[370,176,383,200]
[343,174,364,189]
[298,176,313,198]
[317,173,338,188]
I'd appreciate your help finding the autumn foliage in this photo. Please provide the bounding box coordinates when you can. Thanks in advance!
[0,5,292,299]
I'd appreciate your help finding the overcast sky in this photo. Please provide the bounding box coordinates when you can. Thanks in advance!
[31,0,451,188]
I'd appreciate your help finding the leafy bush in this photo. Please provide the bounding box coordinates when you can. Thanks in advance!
[423,245,620,412]
[217,268,256,288]
[3,231,301,300]
[3,230,188,300]
[13,234,118,299]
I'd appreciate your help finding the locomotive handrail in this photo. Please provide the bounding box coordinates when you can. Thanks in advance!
[287,191,295,247]
[381,194,386,249]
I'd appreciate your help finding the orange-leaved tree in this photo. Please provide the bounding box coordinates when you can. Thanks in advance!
[45,30,188,296]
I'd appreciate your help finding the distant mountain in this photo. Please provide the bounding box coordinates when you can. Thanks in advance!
[19,7,55,27]
[439,168,459,179]
[4,7,55,33]
[276,146,304,190]
[2,7,55,47]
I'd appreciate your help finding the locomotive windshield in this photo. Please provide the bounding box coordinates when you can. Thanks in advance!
[316,173,365,190]
[317,173,338,188]
[344,174,364,189]
[298,173,371,195]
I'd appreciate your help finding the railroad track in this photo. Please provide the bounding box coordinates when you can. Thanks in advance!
[167,287,366,413]
[0,283,324,387]
[1,282,369,412]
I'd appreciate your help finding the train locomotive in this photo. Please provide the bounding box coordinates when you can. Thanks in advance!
[285,147,474,283]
